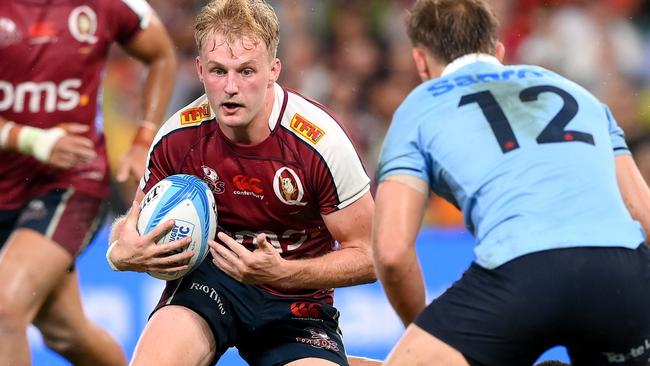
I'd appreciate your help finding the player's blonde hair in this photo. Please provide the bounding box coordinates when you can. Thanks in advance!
[194,0,279,59]
[406,0,499,64]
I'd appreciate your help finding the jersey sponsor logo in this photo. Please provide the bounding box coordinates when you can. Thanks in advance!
[180,103,211,125]
[201,165,225,194]
[232,175,264,200]
[290,113,325,144]
[0,18,21,47]
[224,229,309,253]
[427,68,547,97]
[0,79,82,113]
[28,21,58,44]
[273,167,307,206]
[68,6,98,44]
[290,302,323,319]
[295,327,339,351]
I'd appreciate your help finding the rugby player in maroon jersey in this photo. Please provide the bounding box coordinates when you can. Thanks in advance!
[0,0,176,364]
[107,0,381,365]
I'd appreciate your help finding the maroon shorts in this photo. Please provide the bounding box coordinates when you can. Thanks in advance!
[0,188,105,257]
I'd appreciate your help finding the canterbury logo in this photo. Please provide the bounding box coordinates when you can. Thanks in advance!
[180,103,211,125]
[290,302,323,318]
[290,113,325,144]
[232,175,263,194]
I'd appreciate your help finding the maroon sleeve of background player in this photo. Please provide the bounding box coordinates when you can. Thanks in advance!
[103,0,146,45]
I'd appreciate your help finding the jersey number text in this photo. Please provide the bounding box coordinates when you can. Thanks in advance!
[458,85,595,153]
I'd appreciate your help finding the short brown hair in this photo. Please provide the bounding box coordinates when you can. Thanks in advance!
[405,0,499,64]
[194,0,280,59]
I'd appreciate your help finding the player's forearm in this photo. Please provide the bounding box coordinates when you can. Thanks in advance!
[375,245,426,326]
[276,245,376,290]
[129,52,177,149]
[140,51,176,127]
[616,155,650,239]
[0,119,65,160]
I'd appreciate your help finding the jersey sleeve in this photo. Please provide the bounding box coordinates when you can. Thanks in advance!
[313,124,370,215]
[603,104,631,156]
[376,102,430,184]
[105,0,152,44]
[140,132,174,194]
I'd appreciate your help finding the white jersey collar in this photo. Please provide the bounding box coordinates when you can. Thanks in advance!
[268,83,284,130]
[441,53,502,77]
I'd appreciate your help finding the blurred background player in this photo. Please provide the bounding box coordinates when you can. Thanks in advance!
[373,0,650,365]
[0,0,176,365]
[107,0,379,365]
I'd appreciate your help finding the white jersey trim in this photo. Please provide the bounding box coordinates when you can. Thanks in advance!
[120,0,152,28]
[441,53,502,76]
[279,88,370,210]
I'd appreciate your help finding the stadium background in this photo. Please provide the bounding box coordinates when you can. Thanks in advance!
[31,0,650,364]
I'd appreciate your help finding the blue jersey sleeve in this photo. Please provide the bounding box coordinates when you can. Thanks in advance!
[603,104,631,156]
[376,103,430,184]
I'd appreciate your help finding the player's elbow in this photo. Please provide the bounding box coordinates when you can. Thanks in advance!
[372,244,407,275]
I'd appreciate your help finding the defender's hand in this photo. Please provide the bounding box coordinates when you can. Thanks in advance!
[116,144,149,183]
[209,232,287,285]
[107,201,194,273]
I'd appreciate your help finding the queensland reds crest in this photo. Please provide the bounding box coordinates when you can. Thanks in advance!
[201,165,225,194]
[68,6,98,44]
[273,167,307,206]
[0,18,21,47]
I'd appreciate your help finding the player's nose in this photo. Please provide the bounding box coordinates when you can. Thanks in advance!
[224,73,238,95]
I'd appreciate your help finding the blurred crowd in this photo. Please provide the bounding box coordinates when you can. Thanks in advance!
[103,0,650,227]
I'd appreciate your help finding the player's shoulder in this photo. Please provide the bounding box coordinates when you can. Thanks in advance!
[280,87,349,146]
[153,94,216,144]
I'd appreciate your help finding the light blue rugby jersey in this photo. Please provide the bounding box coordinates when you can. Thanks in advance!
[377,54,645,269]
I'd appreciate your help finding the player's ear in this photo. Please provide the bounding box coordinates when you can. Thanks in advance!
[195,56,204,82]
[269,58,281,87]
[495,41,506,63]
[412,47,431,82]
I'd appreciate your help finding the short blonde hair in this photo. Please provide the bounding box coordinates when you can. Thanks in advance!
[194,0,280,59]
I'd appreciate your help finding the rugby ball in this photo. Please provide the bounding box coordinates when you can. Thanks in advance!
[137,174,217,280]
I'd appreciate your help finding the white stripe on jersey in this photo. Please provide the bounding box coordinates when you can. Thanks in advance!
[280,86,370,209]
[120,0,152,28]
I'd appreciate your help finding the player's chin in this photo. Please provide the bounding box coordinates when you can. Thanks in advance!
[217,113,247,128]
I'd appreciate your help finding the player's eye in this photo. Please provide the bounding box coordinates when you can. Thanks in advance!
[212,68,226,76]
[242,68,254,76]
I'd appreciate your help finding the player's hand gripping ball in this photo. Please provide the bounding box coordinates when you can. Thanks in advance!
[137,174,217,280]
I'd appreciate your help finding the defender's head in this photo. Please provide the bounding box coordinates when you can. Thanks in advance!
[405,0,504,80]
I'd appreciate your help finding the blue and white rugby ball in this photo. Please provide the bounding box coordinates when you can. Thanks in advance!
[137,174,217,280]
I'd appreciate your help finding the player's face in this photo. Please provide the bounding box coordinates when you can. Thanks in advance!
[196,32,280,142]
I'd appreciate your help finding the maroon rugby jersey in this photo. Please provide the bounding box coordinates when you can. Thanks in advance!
[0,0,151,209]
[141,84,371,301]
